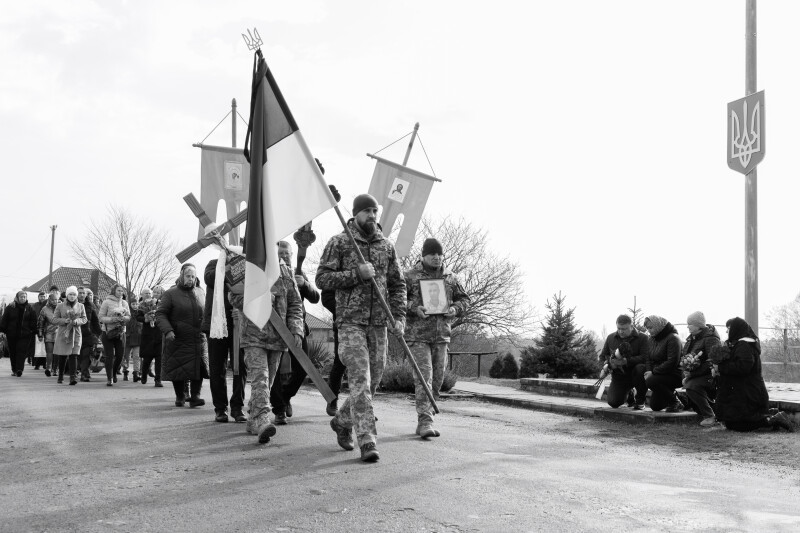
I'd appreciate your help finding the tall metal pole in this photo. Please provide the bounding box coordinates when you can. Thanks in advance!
[745,0,758,330]
[402,122,420,166]
[231,98,237,148]
[48,225,57,289]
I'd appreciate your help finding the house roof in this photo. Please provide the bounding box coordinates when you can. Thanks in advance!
[23,267,121,298]
[306,310,332,330]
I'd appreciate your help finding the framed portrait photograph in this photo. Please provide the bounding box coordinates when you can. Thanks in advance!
[419,279,449,315]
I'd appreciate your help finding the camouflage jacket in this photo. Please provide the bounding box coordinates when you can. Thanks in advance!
[315,219,406,328]
[229,261,303,351]
[403,261,470,344]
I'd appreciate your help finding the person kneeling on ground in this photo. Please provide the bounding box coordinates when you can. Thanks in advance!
[680,311,721,427]
[711,317,794,432]
[643,315,684,412]
[599,314,649,410]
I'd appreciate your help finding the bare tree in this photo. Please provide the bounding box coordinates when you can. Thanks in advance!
[399,215,537,341]
[70,205,179,297]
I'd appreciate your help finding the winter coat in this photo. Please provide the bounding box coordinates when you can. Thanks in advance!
[229,262,304,351]
[53,301,87,355]
[316,219,406,328]
[38,300,60,342]
[98,296,130,335]
[403,261,470,344]
[599,328,650,375]
[125,312,142,347]
[156,283,208,381]
[201,258,233,334]
[715,338,769,423]
[0,301,39,340]
[79,300,102,346]
[681,325,721,379]
[136,298,162,358]
[645,323,682,377]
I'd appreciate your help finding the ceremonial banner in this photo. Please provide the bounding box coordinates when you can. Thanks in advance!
[199,145,251,245]
[243,53,336,329]
[367,154,440,257]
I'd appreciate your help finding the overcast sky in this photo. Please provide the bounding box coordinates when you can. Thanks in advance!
[1,1,798,338]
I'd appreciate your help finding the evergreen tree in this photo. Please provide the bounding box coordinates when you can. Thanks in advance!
[518,292,600,378]
[500,353,520,379]
[488,356,504,378]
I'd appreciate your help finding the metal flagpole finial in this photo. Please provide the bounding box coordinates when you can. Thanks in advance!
[242,28,263,51]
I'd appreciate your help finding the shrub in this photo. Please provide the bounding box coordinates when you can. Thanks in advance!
[306,340,332,371]
[500,352,519,379]
[380,360,459,393]
[489,356,504,378]
[518,346,553,378]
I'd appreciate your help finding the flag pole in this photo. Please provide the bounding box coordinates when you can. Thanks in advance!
[331,204,439,413]
[401,122,419,166]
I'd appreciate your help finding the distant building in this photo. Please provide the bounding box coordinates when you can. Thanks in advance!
[306,310,334,356]
[24,267,121,301]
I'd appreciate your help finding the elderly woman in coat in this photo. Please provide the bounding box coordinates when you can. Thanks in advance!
[156,264,209,407]
[53,286,88,385]
[38,286,61,377]
[98,284,131,387]
[712,317,794,432]
[0,291,38,377]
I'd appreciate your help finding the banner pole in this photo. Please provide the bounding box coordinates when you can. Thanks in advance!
[331,205,439,413]
[401,122,419,166]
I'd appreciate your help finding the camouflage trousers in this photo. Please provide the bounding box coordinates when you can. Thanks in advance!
[243,347,282,427]
[409,341,448,425]
[333,324,387,448]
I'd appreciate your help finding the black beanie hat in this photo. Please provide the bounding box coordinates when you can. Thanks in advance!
[421,238,443,256]
[352,193,378,215]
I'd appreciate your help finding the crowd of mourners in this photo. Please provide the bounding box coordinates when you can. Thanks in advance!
[598,312,795,432]
[0,195,795,464]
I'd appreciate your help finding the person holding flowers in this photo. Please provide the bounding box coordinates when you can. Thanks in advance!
[99,284,131,387]
[680,311,721,427]
[643,315,684,412]
[53,286,88,385]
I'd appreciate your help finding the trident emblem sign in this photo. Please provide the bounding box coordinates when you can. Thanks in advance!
[727,90,765,175]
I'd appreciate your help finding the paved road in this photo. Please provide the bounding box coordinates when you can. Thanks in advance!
[2,361,800,533]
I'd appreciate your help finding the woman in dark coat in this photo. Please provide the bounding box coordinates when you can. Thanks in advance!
[712,317,794,432]
[156,264,209,407]
[0,291,38,377]
[137,286,164,386]
[643,315,684,412]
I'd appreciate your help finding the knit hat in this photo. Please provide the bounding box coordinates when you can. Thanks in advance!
[421,238,443,256]
[643,315,668,335]
[687,311,706,329]
[352,193,378,215]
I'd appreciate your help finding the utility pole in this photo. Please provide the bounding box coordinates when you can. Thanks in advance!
[48,225,57,289]
[744,0,758,330]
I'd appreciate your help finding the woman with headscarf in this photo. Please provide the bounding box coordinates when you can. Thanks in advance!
[712,317,794,432]
[0,291,38,376]
[643,315,684,412]
[156,264,209,407]
[137,286,164,386]
[98,284,131,387]
[53,286,87,385]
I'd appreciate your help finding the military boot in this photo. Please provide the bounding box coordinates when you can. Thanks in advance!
[416,424,440,439]
[330,418,354,450]
[360,442,379,462]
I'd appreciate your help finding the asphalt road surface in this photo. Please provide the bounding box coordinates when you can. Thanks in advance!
[2,361,799,533]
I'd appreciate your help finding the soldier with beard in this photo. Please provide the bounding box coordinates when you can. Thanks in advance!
[316,193,406,463]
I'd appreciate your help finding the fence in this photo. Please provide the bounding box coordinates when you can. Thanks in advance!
[448,351,498,378]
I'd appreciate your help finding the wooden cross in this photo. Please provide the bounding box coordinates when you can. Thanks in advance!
[175,193,248,263]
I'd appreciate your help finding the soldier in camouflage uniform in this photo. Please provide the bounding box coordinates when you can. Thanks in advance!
[229,252,304,444]
[404,238,470,438]
[316,193,406,463]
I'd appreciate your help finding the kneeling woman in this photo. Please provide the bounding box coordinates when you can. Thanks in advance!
[643,315,684,412]
[156,264,209,407]
[712,317,794,432]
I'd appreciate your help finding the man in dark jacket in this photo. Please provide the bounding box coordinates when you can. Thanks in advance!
[681,311,721,426]
[269,241,320,424]
[203,253,247,423]
[599,314,650,409]
[0,291,38,376]
[77,287,102,381]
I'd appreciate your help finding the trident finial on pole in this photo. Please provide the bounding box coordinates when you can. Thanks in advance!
[242,28,263,51]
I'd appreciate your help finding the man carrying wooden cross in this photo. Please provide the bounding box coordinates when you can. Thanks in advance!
[316,193,406,463]
[229,240,304,444]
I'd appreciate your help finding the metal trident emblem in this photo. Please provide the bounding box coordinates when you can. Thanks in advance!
[730,99,761,169]
[242,28,262,51]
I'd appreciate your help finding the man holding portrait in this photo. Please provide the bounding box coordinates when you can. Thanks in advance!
[403,238,470,439]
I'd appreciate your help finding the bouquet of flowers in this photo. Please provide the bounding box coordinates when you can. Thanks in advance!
[680,350,703,372]
[140,299,158,328]
[64,308,82,339]
[709,344,731,364]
